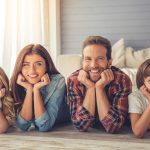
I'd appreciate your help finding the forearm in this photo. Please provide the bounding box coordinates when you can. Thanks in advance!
[132,105,150,137]
[0,111,9,133]
[20,90,33,121]
[96,87,110,120]
[33,88,45,119]
[83,86,96,115]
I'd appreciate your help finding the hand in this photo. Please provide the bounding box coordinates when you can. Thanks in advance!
[96,69,114,89]
[140,85,150,101]
[34,73,50,90]
[77,70,94,88]
[0,88,5,98]
[17,74,33,90]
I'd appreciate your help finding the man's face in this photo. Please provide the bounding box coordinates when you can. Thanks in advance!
[144,76,150,92]
[82,44,112,82]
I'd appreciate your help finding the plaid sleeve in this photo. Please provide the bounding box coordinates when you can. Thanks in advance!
[101,73,132,133]
[67,77,95,131]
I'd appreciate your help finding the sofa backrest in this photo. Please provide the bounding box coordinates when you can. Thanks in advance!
[57,54,82,80]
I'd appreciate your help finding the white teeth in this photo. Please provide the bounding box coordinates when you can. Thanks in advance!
[29,74,38,78]
[90,70,99,73]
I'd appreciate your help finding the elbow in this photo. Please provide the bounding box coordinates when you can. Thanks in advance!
[38,120,54,132]
[133,129,145,138]
[38,125,53,132]
[72,121,89,132]
[104,123,123,134]
[105,127,118,134]
[0,123,9,133]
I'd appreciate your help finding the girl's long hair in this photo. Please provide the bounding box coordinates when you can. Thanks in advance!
[10,44,59,109]
[0,67,15,124]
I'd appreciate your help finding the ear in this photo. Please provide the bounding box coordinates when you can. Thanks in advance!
[108,59,112,69]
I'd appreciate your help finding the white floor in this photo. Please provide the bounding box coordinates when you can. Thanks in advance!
[0,124,150,150]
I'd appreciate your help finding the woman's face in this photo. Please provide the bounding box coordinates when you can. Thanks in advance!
[144,76,150,92]
[21,53,47,84]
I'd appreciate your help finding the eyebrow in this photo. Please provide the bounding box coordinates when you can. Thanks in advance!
[23,61,43,63]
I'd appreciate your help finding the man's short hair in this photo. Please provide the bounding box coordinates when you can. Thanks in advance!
[82,36,112,60]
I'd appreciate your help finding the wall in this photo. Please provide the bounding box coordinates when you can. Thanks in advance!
[60,0,150,54]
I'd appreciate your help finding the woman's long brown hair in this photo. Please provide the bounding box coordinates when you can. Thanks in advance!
[10,44,59,107]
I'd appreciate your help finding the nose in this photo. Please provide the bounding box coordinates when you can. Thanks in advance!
[29,65,36,73]
[90,60,98,68]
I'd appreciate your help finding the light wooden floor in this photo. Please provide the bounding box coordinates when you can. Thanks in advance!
[0,123,150,150]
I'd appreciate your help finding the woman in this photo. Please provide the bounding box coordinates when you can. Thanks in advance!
[11,44,70,132]
[0,67,15,133]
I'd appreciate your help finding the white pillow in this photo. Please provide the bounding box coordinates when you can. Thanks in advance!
[112,38,125,68]
[125,47,150,68]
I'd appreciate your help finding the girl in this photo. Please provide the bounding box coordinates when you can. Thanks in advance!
[0,67,15,133]
[129,59,150,138]
[11,44,70,132]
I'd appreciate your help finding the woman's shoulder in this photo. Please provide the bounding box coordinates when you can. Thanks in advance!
[51,74,65,81]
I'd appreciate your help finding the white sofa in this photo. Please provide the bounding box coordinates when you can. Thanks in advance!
[57,38,150,92]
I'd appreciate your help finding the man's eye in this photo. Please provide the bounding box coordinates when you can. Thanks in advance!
[84,58,91,61]
[97,58,104,61]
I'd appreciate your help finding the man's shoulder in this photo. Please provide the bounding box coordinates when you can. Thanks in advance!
[112,66,131,81]
[67,69,81,81]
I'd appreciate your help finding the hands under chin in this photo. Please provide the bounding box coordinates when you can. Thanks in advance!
[17,74,33,91]
[34,73,51,90]
[78,69,114,89]
[17,73,51,92]
[78,70,95,89]
[95,69,114,89]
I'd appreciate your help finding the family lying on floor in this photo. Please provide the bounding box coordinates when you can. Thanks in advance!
[0,36,150,138]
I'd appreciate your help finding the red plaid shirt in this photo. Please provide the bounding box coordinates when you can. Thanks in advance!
[67,66,132,133]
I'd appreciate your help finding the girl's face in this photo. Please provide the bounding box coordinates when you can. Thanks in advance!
[144,76,150,92]
[21,54,47,84]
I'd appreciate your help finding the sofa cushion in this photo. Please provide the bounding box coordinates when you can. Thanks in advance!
[125,47,150,68]
[112,38,125,68]
[57,54,82,80]
[121,68,137,91]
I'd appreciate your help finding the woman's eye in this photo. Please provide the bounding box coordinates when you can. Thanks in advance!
[35,62,42,66]
[23,64,29,67]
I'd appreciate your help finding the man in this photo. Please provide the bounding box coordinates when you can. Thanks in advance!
[67,36,132,133]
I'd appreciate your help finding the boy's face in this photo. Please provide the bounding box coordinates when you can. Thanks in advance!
[144,76,150,92]
[82,44,112,82]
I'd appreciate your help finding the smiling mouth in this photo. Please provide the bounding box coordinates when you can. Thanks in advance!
[28,75,38,78]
